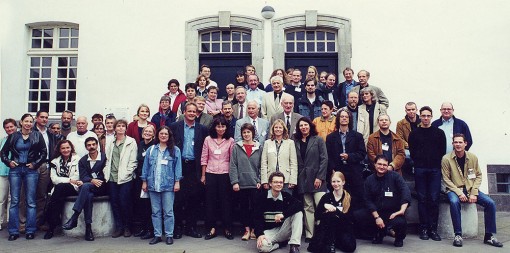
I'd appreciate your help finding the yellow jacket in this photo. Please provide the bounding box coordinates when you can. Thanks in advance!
[313,116,336,141]
[441,151,482,196]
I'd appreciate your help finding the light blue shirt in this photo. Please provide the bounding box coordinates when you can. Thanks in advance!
[154,148,164,192]
[438,117,454,153]
[246,88,264,106]
[182,122,195,159]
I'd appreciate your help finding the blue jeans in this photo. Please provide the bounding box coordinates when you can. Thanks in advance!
[447,190,496,234]
[149,191,175,237]
[8,166,39,234]
[109,181,133,230]
[414,167,441,230]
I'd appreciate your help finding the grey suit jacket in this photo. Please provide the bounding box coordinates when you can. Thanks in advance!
[269,112,303,138]
[352,84,389,108]
[234,117,270,144]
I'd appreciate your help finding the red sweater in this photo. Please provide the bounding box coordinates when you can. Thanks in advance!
[126,121,157,143]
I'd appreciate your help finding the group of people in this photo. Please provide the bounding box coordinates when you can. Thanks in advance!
[0,64,503,252]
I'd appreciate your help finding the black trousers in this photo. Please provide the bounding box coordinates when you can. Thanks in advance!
[174,160,202,229]
[237,188,258,228]
[353,208,407,240]
[46,183,77,230]
[205,173,232,230]
[309,213,356,253]
[131,177,153,231]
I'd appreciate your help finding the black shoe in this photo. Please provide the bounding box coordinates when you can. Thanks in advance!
[62,216,78,230]
[204,230,217,240]
[372,232,384,244]
[8,234,19,241]
[166,237,174,245]
[304,238,312,243]
[43,231,54,240]
[111,229,123,238]
[428,230,441,241]
[289,244,300,253]
[185,227,202,238]
[141,231,154,240]
[149,237,162,245]
[173,226,183,239]
[25,233,35,240]
[224,230,234,240]
[328,244,336,253]
[419,229,429,240]
[394,238,404,247]
[85,225,94,241]
[134,229,146,237]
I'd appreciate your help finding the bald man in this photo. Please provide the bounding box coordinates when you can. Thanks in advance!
[431,102,473,153]
[66,116,100,157]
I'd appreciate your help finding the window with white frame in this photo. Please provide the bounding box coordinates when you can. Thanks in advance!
[28,26,78,114]
[285,30,336,53]
[200,30,251,53]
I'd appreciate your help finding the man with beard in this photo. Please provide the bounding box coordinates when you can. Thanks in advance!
[297,78,324,121]
[216,100,237,138]
[351,70,389,108]
[367,114,406,175]
[60,110,76,137]
[342,91,370,143]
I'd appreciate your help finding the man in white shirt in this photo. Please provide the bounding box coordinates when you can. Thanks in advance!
[67,116,100,158]
[200,65,218,88]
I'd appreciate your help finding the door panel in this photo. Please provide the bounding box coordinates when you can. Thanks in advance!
[285,53,338,83]
[199,53,251,98]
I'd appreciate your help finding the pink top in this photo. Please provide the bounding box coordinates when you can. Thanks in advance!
[205,98,223,115]
[200,136,234,174]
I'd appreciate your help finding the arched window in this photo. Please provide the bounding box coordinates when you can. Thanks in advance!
[200,30,251,53]
[285,30,337,53]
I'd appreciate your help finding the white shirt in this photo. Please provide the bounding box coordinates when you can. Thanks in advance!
[67,130,100,158]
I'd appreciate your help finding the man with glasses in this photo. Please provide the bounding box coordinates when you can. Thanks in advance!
[432,102,473,153]
[408,106,446,242]
[254,171,303,253]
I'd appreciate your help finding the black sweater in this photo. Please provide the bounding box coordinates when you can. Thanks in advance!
[253,190,303,237]
[364,171,411,215]
[408,126,446,168]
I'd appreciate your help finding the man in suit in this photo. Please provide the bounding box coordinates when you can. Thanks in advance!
[337,67,358,108]
[319,73,341,109]
[270,95,303,138]
[232,86,248,119]
[170,102,208,239]
[177,96,213,129]
[234,100,270,144]
[61,137,108,241]
[351,70,389,108]
[326,108,366,210]
[261,76,292,120]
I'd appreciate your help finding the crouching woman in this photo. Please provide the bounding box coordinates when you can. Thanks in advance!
[141,126,182,246]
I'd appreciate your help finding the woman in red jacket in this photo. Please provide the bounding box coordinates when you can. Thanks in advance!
[127,104,157,143]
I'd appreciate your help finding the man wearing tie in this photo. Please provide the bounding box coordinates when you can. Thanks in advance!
[270,96,303,139]
[261,76,292,120]
[235,101,270,147]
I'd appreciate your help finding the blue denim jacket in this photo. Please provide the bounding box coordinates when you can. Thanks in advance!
[141,144,183,192]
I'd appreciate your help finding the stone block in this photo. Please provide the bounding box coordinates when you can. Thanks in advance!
[62,197,114,237]
[438,202,478,239]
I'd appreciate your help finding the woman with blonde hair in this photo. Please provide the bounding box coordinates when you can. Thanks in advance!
[306,66,319,83]
[260,119,297,194]
[127,104,157,144]
[308,171,356,253]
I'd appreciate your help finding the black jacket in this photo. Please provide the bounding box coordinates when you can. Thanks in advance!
[170,120,208,181]
[78,152,107,182]
[33,125,59,161]
[326,130,366,185]
[1,131,47,169]
[364,171,411,215]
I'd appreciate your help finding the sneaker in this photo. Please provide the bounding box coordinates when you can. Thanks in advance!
[428,230,441,241]
[453,235,463,247]
[241,231,250,241]
[484,235,503,247]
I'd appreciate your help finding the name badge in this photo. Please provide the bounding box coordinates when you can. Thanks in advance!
[160,160,168,165]
[468,174,476,179]
[382,143,389,151]
[92,172,98,179]
[337,206,343,212]
[295,87,301,92]
[192,141,195,146]
[261,131,266,136]
[214,149,222,155]
[385,191,393,197]
[142,151,146,157]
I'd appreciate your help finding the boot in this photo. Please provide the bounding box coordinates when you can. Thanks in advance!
[85,224,94,241]
[62,211,80,230]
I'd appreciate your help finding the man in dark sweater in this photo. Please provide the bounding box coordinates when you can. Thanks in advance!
[254,171,303,253]
[360,155,411,247]
[408,106,446,241]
